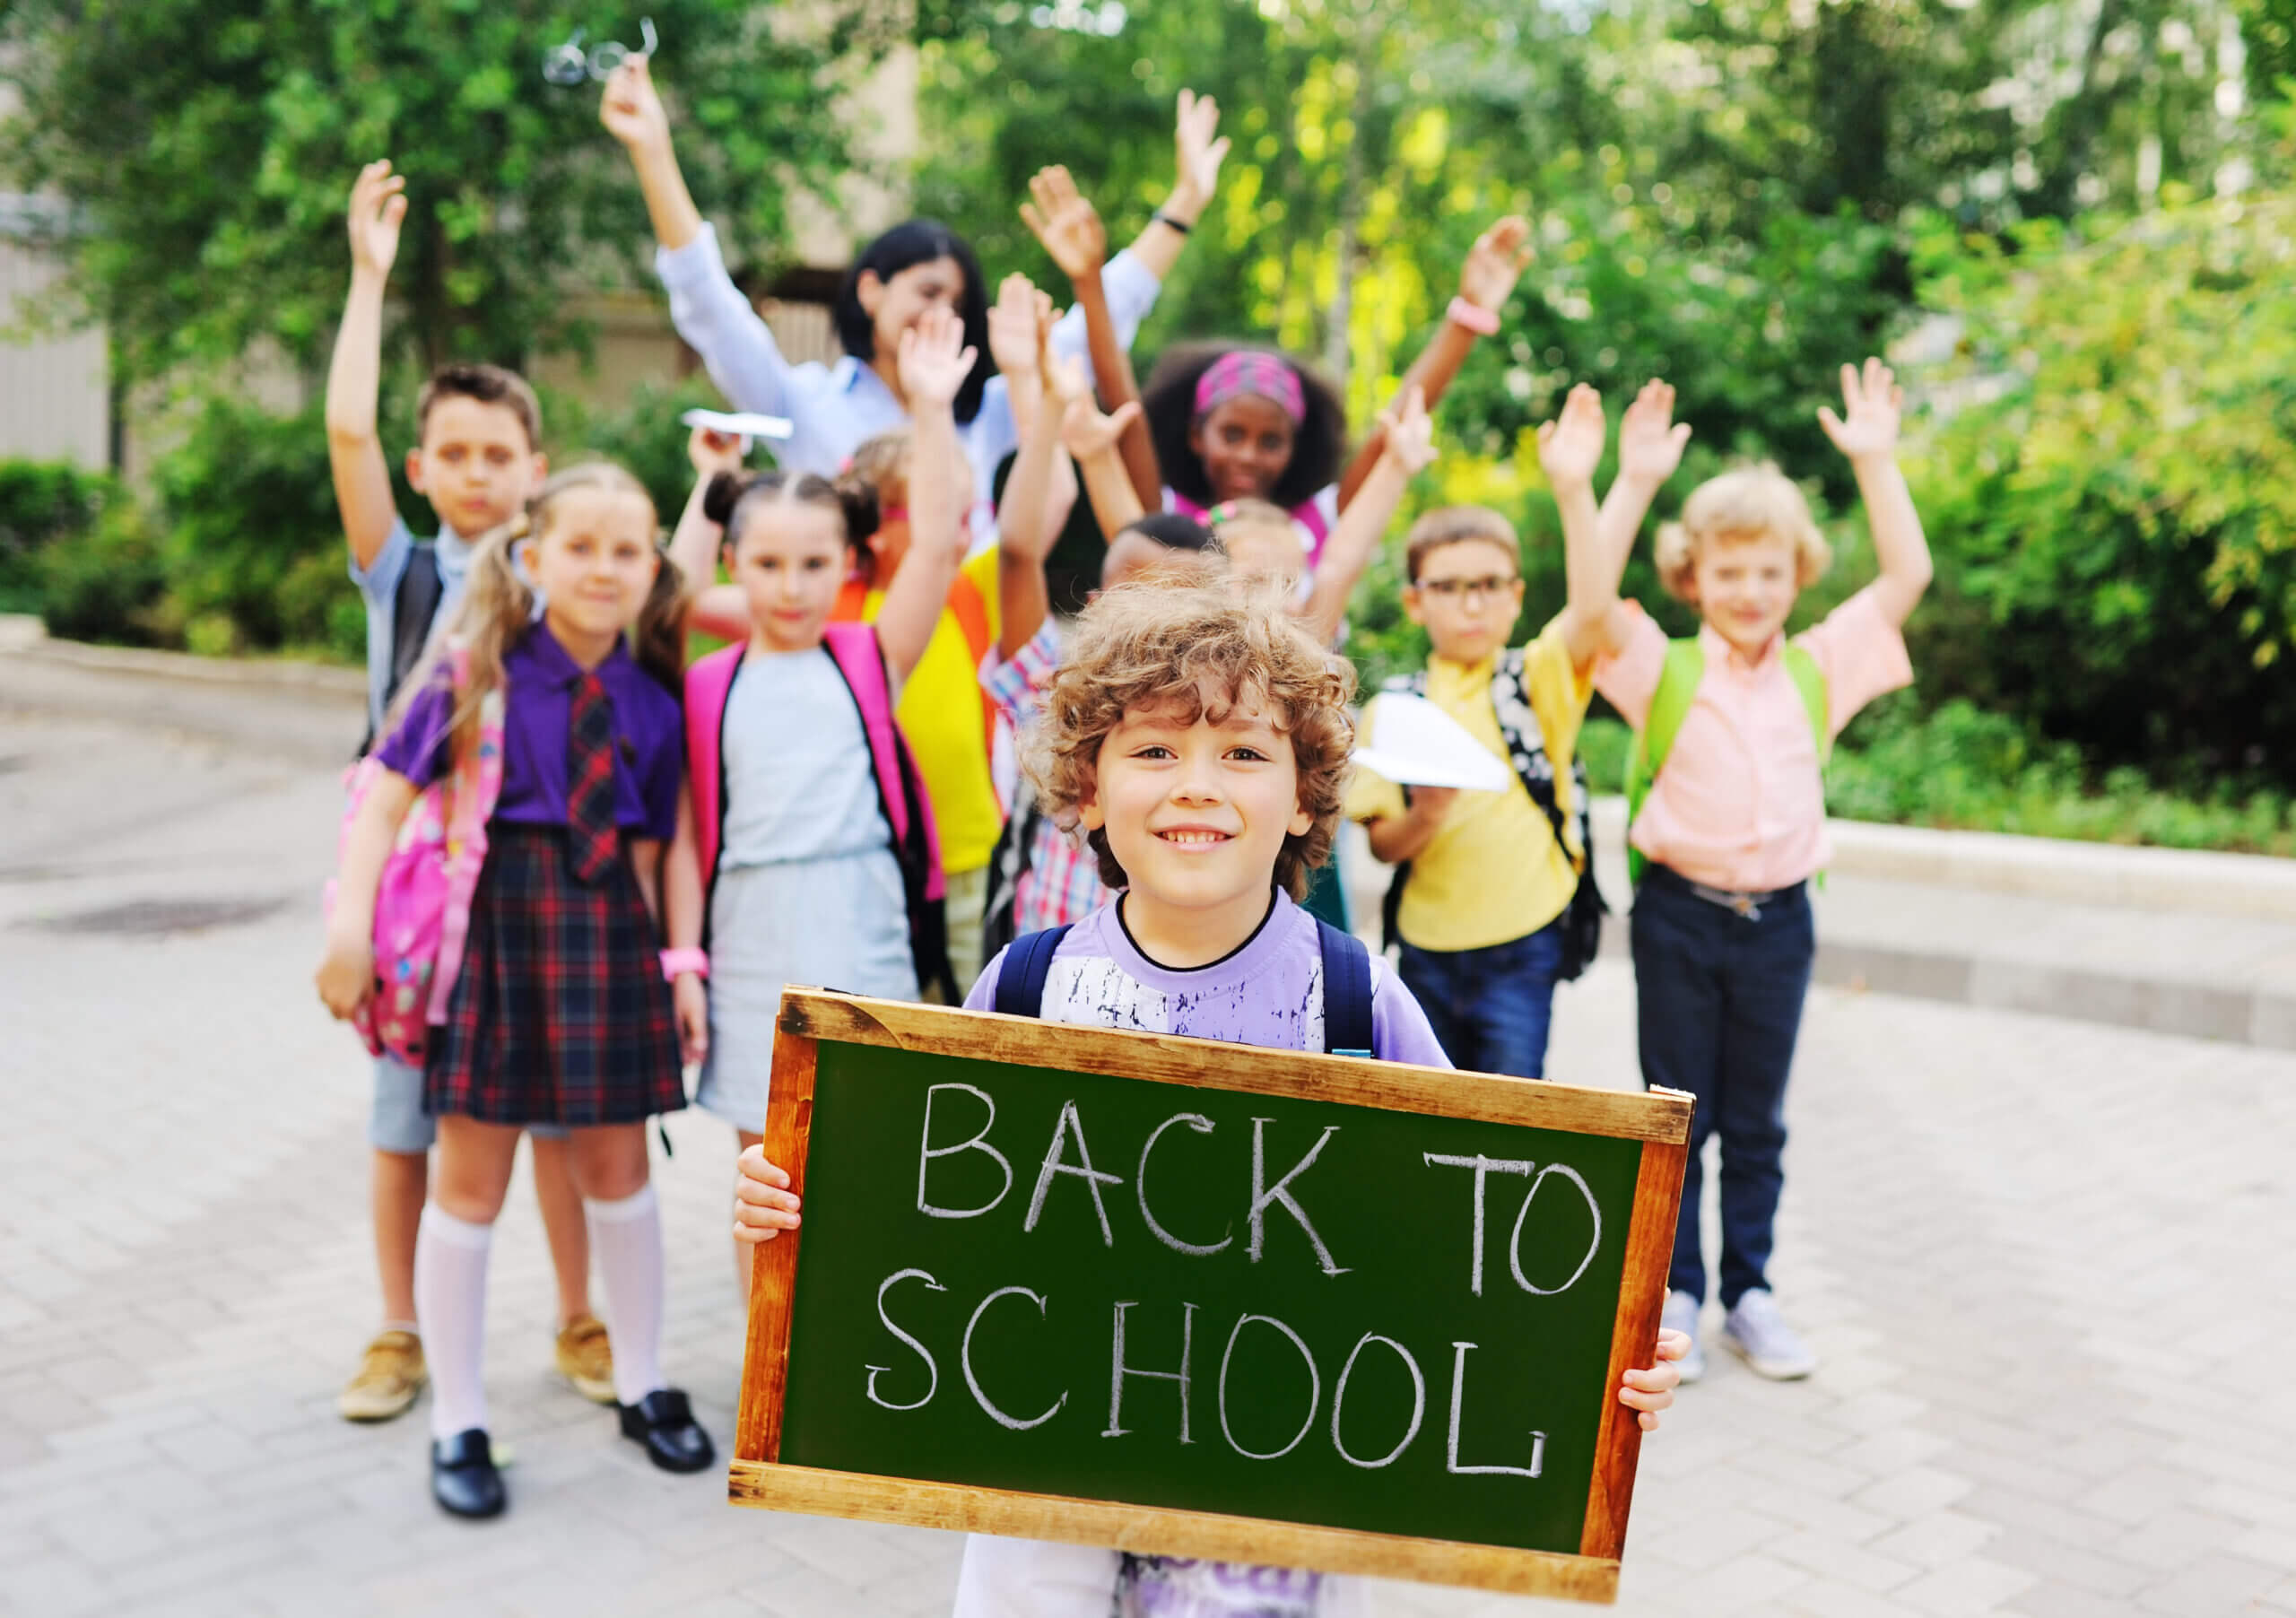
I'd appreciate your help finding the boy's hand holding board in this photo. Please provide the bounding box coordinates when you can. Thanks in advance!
[727,990,1692,1603]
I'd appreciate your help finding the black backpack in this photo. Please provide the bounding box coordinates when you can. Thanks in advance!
[358,543,446,758]
[989,916,1376,1057]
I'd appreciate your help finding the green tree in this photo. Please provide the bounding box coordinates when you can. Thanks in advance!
[0,1,895,380]
[1909,200,2296,776]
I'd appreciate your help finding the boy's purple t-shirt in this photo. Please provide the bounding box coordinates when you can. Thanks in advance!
[964,890,1449,1068]
[959,890,1440,1617]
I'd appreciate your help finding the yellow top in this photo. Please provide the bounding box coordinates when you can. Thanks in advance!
[1344,615,1595,952]
[861,547,1004,875]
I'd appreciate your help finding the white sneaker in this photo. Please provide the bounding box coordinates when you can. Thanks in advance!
[1661,1291,1706,1384]
[1721,1289,1818,1379]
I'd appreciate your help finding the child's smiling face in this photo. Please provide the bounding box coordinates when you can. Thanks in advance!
[1080,683,1312,922]
[1189,394,1297,503]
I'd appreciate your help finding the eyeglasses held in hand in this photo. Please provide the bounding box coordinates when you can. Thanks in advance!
[543,17,657,84]
[1415,574,1519,600]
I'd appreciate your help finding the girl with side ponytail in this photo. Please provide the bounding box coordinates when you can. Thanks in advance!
[318,458,716,1522]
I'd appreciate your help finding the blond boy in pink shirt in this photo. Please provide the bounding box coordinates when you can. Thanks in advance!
[1546,360,1934,1384]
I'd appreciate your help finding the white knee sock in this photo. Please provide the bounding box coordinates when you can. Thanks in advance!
[413,1205,494,1441]
[587,1184,666,1406]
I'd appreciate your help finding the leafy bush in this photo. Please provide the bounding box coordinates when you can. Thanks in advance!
[150,396,351,658]
[0,458,118,614]
[1906,199,2296,783]
[544,374,735,536]
[1828,695,2296,855]
[35,495,167,645]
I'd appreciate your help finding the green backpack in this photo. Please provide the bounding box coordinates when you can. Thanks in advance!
[1624,639,1829,886]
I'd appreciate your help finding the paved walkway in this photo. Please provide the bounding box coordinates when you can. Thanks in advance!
[4,708,2294,1618]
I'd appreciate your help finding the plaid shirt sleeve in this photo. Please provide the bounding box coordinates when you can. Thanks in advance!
[980,619,1061,728]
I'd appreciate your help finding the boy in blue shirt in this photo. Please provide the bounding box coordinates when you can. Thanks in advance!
[323,159,609,1422]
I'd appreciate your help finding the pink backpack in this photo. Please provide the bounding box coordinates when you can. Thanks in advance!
[685,622,953,1001]
[326,646,506,1066]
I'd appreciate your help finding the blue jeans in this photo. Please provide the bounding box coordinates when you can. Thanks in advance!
[1630,866,1813,1309]
[1396,921,1566,1079]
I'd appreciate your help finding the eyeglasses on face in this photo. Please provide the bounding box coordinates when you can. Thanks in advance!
[1413,574,1519,600]
[543,16,657,84]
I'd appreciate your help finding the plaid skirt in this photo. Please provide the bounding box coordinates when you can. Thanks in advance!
[426,822,686,1127]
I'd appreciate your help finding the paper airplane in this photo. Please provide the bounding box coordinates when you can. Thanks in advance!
[1352,692,1513,792]
[680,408,796,443]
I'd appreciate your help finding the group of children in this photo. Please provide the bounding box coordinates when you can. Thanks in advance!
[311,47,1933,1612]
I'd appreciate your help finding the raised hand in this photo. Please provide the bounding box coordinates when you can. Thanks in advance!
[1458,214,1534,313]
[1020,166,1108,283]
[346,161,407,280]
[987,272,1043,380]
[1617,379,1692,485]
[897,305,979,410]
[1817,357,1904,463]
[1535,383,1607,488]
[1171,89,1231,216]
[599,57,671,152]
[686,425,745,479]
[1377,385,1437,476]
[1059,361,1144,462]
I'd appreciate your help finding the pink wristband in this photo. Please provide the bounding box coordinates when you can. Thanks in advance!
[660,948,709,983]
[1446,295,1500,337]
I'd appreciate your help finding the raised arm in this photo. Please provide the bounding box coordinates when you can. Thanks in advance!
[873,309,977,681]
[1337,216,1532,509]
[1061,388,1149,540]
[1119,90,1229,283]
[667,426,753,643]
[1570,380,1692,665]
[603,58,796,418]
[326,161,407,574]
[1540,385,1612,670]
[600,57,702,249]
[995,329,1078,657]
[1300,385,1434,648]
[1022,167,1161,514]
[1819,358,1932,628]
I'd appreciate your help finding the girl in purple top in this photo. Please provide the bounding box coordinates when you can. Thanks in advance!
[731,577,1691,1615]
[317,463,712,1521]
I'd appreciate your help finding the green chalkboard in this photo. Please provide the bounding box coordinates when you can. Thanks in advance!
[731,992,1691,1602]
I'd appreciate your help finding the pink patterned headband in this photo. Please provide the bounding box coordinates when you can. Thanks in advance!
[1194,351,1306,425]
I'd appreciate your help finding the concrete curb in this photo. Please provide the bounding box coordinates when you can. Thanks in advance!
[1581,923,2296,1053]
[1585,796,2296,926]
[0,623,364,766]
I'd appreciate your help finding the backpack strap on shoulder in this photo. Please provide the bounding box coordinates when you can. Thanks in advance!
[389,543,445,705]
[1782,644,1831,762]
[1625,639,1708,885]
[994,925,1074,1019]
[1315,918,1374,1057]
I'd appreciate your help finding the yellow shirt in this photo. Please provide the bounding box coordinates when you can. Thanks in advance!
[861,547,1004,875]
[1345,616,1595,953]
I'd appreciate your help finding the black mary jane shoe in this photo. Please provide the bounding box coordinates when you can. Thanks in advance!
[430,1428,507,1519]
[617,1387,716,1474]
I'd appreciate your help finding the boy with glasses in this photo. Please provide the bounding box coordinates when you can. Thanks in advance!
[1348,383,1690,1080]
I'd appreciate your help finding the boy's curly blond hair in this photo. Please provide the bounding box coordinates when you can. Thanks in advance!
[1024,576,1357,901]
[1655,464,1833,601]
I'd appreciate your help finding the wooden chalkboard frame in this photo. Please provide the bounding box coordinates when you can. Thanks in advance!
[728,988,1692,1605]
